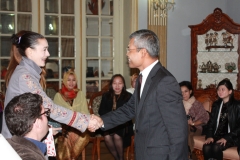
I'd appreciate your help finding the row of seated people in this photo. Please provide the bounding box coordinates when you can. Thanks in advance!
[48,71,136,160]
[2,71,240,160]
[50,72,240,160]
[180,79,240,160]
[0,70,137,160]
[2,74,240,160]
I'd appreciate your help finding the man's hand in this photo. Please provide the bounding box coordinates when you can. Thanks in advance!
[88,114,103,132]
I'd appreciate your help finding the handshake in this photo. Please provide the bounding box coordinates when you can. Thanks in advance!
[87,114,104,132]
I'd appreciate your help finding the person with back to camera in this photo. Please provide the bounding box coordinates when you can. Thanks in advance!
[179,81,209,158]
[5,92,50,160]
[126,73,138,94]
[1,30,99,139]
[98,74,133,160]
[89,29,188,160]
[53,69,90,160]
[203,79,240,160]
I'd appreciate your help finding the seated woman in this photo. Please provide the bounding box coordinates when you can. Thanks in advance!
[99,74,133,160]
[53,69,89,160]
[203,79,240,160]
[179,81,209,156]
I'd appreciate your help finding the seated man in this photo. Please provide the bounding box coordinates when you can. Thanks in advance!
[4,92,50,160]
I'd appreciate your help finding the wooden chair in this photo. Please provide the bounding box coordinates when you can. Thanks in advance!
[88,91,105,160]
[193,94,239,160]
[126,135,134,160]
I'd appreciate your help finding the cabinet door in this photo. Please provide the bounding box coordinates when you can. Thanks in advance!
[189,8,240,94]
[197,29,239,90]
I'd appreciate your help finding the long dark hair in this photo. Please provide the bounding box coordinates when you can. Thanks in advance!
[11,31,45,56]
[107,74,129,100]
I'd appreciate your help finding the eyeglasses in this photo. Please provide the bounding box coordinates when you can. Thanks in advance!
[39,108,51,117]
[126,48,143,53]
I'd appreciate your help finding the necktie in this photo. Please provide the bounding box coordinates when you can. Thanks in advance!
[138,74,142,100]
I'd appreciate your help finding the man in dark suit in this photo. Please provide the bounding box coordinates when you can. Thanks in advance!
[91,29,188,160]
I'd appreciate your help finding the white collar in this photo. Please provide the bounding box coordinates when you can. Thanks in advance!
[140,60,159,77]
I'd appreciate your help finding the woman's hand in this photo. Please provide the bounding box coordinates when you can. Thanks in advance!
[216,138,227,146]
[204,137,214,144]
[188,118,193,125]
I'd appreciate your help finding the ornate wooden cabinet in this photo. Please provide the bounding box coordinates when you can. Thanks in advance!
[189,8,240,100]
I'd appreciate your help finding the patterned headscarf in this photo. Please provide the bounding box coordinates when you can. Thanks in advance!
[60,70,79,101]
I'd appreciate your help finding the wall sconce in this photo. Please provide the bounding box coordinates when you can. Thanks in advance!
[152,0,175,17]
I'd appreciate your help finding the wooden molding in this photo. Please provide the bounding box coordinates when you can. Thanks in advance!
[148,0,167,67]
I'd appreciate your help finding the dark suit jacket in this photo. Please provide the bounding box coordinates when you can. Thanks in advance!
[101,62,188,160]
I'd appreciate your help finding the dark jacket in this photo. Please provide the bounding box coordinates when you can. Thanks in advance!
[206,96,240,145]
[101,62,188,160]
[99,91,132,115]
[7,136,45,160]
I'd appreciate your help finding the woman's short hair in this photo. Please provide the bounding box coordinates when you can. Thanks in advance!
[179,81,194,97]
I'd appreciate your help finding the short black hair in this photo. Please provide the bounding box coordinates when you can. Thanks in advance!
[5,92,43,136]
[217,78,234,99]
[179,81,194,97]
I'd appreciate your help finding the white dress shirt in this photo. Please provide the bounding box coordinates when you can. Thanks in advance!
[139,60,159,97]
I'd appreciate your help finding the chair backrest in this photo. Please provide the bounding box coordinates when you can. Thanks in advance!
[195,94,214,112]
[88,91,105,116]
